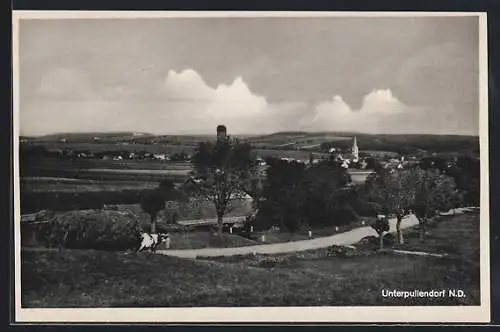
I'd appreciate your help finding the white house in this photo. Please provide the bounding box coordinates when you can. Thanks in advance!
[153,153,167,160]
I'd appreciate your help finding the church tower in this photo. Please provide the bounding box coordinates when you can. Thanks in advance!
[216,125,228,143]
[352,136,359,161]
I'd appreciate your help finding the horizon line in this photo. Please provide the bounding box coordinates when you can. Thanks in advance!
[19,130,480,138]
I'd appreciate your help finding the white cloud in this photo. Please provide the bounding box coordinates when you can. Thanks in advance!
[165,69,213,100]
[25,68,298,135]
[162,69,271,133]
[310,95,352,131]
[359,89,406,114]
[303,89,412,133]
[24,68,468,136]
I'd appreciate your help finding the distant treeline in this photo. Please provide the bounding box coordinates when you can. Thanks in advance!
[21,189,149,213]
[21,132,212,145]
[20,187,185,214]
[319,134,479,155]
[20,144,191,162]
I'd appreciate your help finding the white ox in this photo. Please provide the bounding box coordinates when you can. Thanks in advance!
[137,232,170,253]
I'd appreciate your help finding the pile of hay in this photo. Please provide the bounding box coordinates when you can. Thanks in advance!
[43,209,142,251]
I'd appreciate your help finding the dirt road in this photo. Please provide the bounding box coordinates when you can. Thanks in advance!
[156,214,420,258]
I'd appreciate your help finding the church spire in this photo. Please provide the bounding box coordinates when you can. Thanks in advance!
[352,136,359,161]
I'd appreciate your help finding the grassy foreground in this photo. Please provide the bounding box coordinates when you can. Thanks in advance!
[21,212,480,307]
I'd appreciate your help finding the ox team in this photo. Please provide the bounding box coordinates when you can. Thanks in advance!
[138,232,170,253]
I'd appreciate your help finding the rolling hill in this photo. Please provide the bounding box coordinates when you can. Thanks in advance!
[21,131,480,156]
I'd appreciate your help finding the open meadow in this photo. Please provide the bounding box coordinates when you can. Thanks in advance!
[21,211,480,307]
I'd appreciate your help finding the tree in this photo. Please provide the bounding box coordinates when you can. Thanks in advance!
[140,189,166,234]
[257,159,307,232]
[302,162,353,227]
[371,215,390,249]
[419,156,448,172]
[246,177,264,214]
[448,156,480,206]
[419,155,479,207]
[169,211,179,224]
[365,168,417,244]
[159,179,175,192]
[413,168,461,241]
[364,157,382,171]
[189,139,256,236]
[257,159,352,232]
[158,179,177,200]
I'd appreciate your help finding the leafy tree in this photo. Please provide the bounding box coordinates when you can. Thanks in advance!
[257,159,308,232]
[245,177,265,217]
[419,155,479,207]
[364,157,383,171]
[365,168,417,244]
[189,139,256,236]
[159,179,175,192]
[140,189,166,234]
[448,156,480,206]
[158,179,178,200]
[371,216,390,249]
[413,168,461,241]
[257,159,352,232]
[302,162,353,226]
[419,156,448,172]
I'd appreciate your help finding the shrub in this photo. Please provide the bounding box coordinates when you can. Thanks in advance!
[359,235,379,245]
[327,245,357,258]
[358,234,396,247]
[43,209,142,251]
[156,223,193,234]
[253,255,292,268]
[334,205,360,225]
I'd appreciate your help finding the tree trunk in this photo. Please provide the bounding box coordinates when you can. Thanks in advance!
[251,197,259,211]
[150,213,157,234]
[396,215,404,244]
[379,233,384,250]
[419,217,427,242]
[217,213,224,237]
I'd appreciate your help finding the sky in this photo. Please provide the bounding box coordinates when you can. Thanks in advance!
[18,15,480,136]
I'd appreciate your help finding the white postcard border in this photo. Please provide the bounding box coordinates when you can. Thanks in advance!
[11,10,490,323]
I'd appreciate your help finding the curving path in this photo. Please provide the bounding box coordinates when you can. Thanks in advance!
[156,214,420,258]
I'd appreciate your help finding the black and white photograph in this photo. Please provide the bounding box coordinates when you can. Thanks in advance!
[12,11,489,323]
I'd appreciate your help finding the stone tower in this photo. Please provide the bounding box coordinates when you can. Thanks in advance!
[352,136,359,161]
[216,125,227,143]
